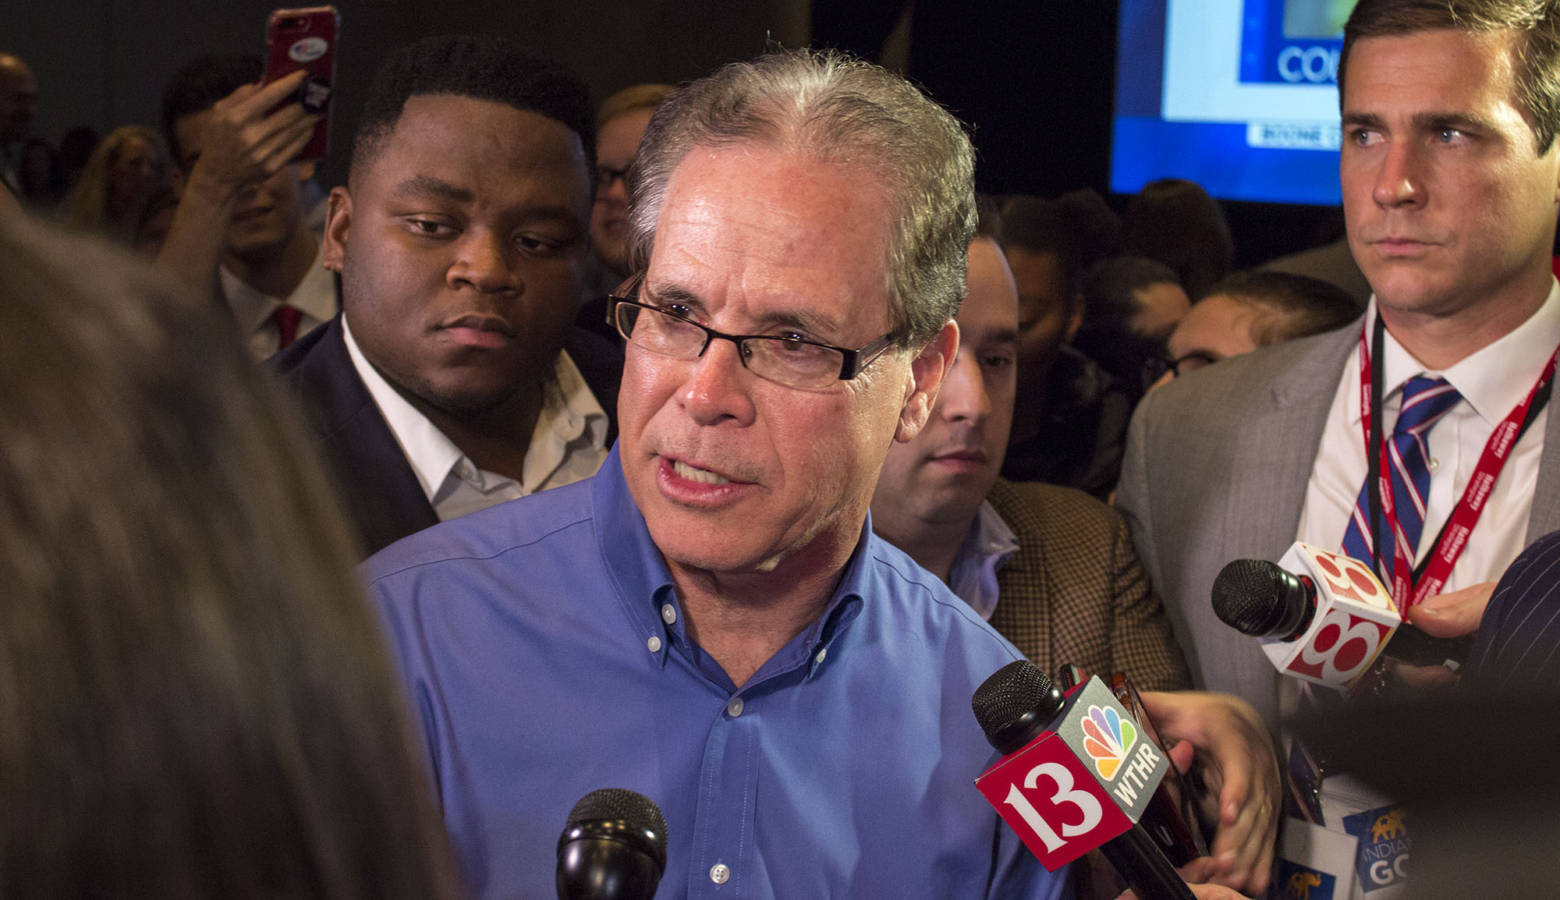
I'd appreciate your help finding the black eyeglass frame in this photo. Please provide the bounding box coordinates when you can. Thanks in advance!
[604,276,898,385]
[1142,350,1219,383]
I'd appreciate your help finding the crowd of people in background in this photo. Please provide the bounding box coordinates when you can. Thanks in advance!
[4,0,1560,896]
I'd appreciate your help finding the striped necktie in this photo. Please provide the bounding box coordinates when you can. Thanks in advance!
[1342,375,1462,581]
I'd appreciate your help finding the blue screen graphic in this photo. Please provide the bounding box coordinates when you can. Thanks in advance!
[1111,0,1356,206]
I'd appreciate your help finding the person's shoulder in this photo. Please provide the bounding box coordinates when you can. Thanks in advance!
[1177,319,1353,390]
[268,314,339,378]
[362,478,597,588]
[861,530,1024,662]
[988,478,1119,541]
[1139,319,1357,423]
[989,477,1112,523]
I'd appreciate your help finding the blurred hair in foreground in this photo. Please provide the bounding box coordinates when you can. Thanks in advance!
[0,215,460,899]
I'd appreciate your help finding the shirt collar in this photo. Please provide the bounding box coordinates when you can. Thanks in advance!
[946,500,1021,621]
[342,313,463,502]
[344,315,606,502]
[522,350,609,488]
[591,447,867,675]
[1351,280,1560,424]
[218,239,335,335]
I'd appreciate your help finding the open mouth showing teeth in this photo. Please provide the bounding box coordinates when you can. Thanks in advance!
[673,459,730,485]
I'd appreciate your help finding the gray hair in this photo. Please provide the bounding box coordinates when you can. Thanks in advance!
[626,48,976,348]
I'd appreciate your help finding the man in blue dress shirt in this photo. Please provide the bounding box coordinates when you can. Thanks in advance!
[366,48,1252,900]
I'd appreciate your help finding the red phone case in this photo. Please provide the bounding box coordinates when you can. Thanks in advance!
[264,6,339,162]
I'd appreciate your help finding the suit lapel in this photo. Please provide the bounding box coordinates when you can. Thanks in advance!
[1198,325,1357,723]
[280,318,440,556]
[1243,325,1358,560]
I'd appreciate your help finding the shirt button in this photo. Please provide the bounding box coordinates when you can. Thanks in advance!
[710,863,731,884]
[647,636,662,653]
[815,647,828,664]
[661,603,677,624]
[726,697,744,718]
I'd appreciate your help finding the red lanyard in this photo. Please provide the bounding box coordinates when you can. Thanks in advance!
[1355,315,1558,610]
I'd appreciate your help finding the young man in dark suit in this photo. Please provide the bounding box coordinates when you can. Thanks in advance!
[273,36,620,557]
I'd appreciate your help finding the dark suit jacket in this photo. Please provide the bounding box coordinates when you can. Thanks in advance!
[271,315,622,558]
[986,478,1190,692]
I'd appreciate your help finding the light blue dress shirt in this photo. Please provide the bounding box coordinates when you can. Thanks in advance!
[365,448,1070,900]
[947,499,1022,621]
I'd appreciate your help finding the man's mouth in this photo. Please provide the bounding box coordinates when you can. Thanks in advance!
[673,459,731,485]
[1367,234,1438,254]
[438,314,516,349]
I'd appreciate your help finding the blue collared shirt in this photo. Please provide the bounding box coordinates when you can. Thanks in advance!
[365,448,1069,899]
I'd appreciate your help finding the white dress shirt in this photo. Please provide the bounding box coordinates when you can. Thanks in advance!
[341,315,609,522]
[1297,281,1560,592]
[219,240,338,361]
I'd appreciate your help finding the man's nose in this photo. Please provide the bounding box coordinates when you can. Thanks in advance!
[1373,141,1427,209]
[677,337,757,427]
[449,230,520,293]
[938,353,990,424]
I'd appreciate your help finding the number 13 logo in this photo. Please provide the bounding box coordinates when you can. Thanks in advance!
[1003,762,1105,852]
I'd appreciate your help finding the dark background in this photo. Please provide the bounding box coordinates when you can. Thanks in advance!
[6,0,1340,267]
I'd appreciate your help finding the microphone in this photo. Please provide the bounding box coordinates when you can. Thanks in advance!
[1212,542,1471,692]
[556,788,668,900]
[972,660,1195,900]
[1056,665,1208,866]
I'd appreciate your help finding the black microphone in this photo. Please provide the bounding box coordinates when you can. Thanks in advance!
[1213,555,1473,673]
[556,788,668,900]
[972,660,1195,900]
[1212,558,1316,640]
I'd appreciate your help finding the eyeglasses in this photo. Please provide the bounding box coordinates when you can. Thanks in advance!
[1141,350,1219,386]
[606,275,897,390]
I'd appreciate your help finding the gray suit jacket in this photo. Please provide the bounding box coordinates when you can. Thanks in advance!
[1115,321,1560,729]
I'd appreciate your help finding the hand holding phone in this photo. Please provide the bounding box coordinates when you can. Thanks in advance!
[180,71,318,201]
[264,6,339,163]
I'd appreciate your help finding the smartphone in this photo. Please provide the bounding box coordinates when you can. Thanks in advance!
[264,6,339,163]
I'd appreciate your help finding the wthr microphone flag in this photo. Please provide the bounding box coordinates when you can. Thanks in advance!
[974,676,1170,870]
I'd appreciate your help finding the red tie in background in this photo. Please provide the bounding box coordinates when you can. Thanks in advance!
[272,304,303,349]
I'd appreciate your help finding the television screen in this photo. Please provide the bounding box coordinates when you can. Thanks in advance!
[1111,0,1357,206]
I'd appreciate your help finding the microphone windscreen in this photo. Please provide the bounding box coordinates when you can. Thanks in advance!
[1211,558,1290,636]
[972,660,1066,755]
[565,788,668,868]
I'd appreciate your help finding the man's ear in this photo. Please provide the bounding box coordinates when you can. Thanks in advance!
[1064,293,1084,343]
[895,319,959,443]
[321,185,351,273]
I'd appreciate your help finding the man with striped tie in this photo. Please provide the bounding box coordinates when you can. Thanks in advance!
[1116,2,1560,893]
[1117,0,1560,729]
